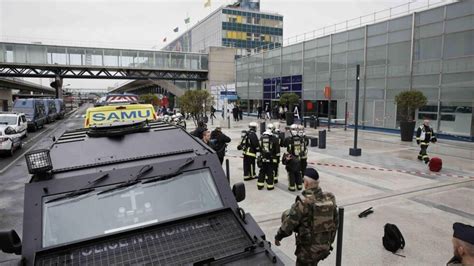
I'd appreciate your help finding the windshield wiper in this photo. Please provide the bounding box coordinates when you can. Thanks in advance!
[45,173,109,203]
[98,165,154,195]
[142,158,195,184]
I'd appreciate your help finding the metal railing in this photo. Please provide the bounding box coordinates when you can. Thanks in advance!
[248,0,457,57]
[0,42,209,71]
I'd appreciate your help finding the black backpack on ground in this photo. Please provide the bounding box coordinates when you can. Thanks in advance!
[383,223,405,253]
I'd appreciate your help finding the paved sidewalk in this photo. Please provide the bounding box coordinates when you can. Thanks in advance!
[200,115,474,265]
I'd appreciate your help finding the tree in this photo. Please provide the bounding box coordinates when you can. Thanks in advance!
[139,93,161,107]
[395,90,427,121]
[279,93,300,110]
[178,90,214,124]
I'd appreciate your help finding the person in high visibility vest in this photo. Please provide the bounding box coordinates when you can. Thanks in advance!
[237,122,259,181]
[271,122,282,184]
[416,119,437,164]
[297,125,309,181]
[257,129,278,190]
[283,124,304,191]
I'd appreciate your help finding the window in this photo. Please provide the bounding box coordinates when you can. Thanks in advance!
[367,46,386,66]
[42,169,223,248]
[444,31,474,58]
[414,36,442,60]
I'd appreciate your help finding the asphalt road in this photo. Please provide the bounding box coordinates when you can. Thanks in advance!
[0,104,89,263]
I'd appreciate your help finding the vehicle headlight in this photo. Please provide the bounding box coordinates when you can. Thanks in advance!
[25,149,53,174]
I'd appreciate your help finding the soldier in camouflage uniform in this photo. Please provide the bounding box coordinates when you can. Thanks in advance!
[275,168,338,265]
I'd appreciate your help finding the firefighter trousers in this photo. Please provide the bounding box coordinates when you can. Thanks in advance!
[243,155,256,180]
[273,158,280,183]
[286,159,302,191]
[418,142,430,163]
[300,158,307,181]
[257,162,274,190]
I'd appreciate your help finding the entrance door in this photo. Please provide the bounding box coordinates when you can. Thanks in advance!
[1,100,8,111]
[316,100,337,118]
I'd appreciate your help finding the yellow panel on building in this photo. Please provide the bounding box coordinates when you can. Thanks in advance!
[236,16,242,23]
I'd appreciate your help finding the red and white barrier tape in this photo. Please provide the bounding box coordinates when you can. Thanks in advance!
[226,154,474,179]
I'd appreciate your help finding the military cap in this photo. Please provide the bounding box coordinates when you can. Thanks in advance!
[453,222,474,245]
[304,168,319,181]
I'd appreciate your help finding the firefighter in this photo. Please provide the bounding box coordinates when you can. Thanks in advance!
[257,129,277,190]
[416,119,437,164]
[282,124,304,191]
[297,125,309,181]
[237,122,259,181]
[270,123,282,184]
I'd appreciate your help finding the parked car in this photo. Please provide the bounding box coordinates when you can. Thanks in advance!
[43,99,58,123]
[12,99,47,132]
[0,112,28,138]
[54,99,66,119]
[0,126,22,156]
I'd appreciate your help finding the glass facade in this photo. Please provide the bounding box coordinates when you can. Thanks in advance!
[0,43,208,70]
[236,1,474,137]
[163,7,283,57]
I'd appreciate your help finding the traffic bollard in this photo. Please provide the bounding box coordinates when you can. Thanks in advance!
[318,130,326,149]
[260,121,266,135]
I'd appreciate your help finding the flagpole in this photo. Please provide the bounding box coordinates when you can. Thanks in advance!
[186,12,189,31]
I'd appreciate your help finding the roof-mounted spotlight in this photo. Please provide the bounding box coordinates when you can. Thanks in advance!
[25,149,53,176]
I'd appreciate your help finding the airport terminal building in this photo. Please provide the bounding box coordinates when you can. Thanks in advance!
[236,0,473,138]
[163,1,283,57]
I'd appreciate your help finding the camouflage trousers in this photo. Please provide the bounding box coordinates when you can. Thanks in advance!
[295,248,331,266]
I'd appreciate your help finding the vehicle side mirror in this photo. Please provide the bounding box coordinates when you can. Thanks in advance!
[232,182,246,203]
[0,230,22,255]
[5,128,16,135]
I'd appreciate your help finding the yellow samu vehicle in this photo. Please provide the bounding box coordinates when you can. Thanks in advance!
[84,104,157,128]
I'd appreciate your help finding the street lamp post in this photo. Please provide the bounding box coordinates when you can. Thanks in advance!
[349,65,362,156]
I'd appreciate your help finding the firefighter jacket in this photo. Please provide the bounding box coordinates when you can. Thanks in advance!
[239,130,259,157]
[285,136,305,160]
[416,125,436,143]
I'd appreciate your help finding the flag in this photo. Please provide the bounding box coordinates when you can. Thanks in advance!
[173,27,179,32]
[184,17,190,24]
[163,37,167,42]
[204,0,211,8]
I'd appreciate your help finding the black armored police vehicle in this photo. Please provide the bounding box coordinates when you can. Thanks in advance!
[0,120,283,265]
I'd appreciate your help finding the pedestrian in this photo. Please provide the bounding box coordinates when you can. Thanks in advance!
[232,106,239,122]
[210,126,231,165]
[416,119,437,164]
[279,105,284,120]
[448,222,474,265]
[273,104,279,119]
[210,106,217,119]
[201,130,211,146]
[265,104,271,120]
[274,168,338,265]
[191,120,207,139]
[257,105,263,119]
[257,128,277,190]
[239,106,243,120]
[282,124,304,191]
[237,122,259,181]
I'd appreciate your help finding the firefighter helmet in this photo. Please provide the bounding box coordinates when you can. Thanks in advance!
[266,123,275,131]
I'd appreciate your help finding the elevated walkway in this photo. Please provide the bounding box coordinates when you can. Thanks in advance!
[0,42,208,80]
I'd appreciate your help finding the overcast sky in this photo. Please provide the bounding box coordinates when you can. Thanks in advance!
[1,0,416,89]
